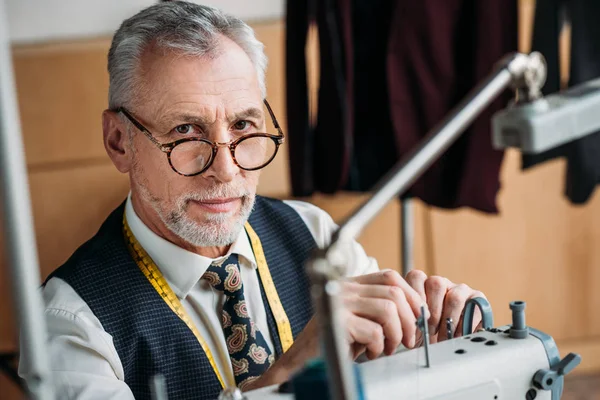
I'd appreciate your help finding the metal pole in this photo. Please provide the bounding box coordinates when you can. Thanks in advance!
[400,198,414,277]
[310,255,358,400]
[0,1,54,399]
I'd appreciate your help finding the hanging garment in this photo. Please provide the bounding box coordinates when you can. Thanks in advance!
[285,0,518,213]
[286,0,350,196]
[522,0,600,204]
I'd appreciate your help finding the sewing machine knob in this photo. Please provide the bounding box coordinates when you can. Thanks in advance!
[532,353,582,391]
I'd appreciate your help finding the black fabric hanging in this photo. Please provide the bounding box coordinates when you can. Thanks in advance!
[285,0,351,196]
[522,0,600,204]
[343,0,398,192]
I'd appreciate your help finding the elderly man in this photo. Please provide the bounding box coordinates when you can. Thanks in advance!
[19,2,485,399]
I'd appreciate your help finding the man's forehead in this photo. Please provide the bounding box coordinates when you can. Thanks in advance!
[155,77,255,96]
[139,41,258,89]
[131,38,264,121]
[165,102,262,118]
[137,54,261,112]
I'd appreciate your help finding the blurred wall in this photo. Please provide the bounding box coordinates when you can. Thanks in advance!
[5,0,284,43]
[2,0,600,397]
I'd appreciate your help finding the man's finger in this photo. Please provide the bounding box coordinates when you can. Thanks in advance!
[438,284,474,341]
[405,270,428,303]
[424,276,452,336]
[345,282,419,349]
[350,270,427,319]
[345,313,385,360]
[389,286,418,349]
[344,295,403,355]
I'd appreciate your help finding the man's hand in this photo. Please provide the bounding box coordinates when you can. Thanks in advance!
[405,270,486,343]
[243,269,486,392]
[340,270,425,359]
[244,269,425,391]
[340,269,485,358]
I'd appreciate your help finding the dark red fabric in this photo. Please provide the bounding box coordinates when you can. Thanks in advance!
[386,0,517,212]
[285,0,518,213]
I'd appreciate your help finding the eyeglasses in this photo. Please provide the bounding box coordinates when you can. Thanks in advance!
[115,100,285,177]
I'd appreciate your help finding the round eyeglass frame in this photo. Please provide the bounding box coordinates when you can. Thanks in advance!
[115,99,285,177]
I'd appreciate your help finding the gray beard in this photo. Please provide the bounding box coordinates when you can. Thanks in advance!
[134,176,255,247]
[161,192,256,247]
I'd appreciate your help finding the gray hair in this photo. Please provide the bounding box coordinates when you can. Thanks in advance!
[107,1,268,109]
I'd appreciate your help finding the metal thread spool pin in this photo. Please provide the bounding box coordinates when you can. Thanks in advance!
[509,301,528,339]
[446,318,453,340]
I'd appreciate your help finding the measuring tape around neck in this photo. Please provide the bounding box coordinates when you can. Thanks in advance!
[122,213,295,388]
[122,214,228,388]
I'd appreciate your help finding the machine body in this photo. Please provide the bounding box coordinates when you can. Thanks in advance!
[245,301,580,400]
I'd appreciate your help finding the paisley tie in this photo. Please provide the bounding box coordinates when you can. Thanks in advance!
[203,254,274,391]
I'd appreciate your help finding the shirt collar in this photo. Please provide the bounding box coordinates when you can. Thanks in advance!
[125,194,257,299]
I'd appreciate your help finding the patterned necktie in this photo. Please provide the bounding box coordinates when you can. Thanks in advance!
[203,254,274,390]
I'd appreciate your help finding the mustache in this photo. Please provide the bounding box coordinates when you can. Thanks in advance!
[179,185,252,204]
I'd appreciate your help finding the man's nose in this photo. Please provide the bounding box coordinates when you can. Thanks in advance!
[204,141,239,183]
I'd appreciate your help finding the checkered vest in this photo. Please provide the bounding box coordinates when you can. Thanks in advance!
[47,196,317,400]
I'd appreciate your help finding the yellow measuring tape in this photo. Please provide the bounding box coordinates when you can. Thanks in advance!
[122,214,295,388]
[244,222,294,353]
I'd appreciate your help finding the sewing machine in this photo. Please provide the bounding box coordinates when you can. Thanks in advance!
[243,300,581,400]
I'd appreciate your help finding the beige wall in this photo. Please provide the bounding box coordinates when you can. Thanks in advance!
[2,0,600,396]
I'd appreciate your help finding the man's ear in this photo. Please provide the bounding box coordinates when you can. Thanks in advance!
[103,110,132,173]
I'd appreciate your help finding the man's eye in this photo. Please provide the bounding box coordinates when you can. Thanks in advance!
[233,120,250,131]
[174,124,196,135]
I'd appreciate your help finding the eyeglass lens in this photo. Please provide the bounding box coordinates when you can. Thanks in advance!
[170,136,277,175]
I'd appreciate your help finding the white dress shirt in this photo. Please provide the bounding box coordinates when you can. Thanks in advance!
[18,196,379,399]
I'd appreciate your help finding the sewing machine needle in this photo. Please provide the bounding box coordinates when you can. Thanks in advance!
[416,305,431,368]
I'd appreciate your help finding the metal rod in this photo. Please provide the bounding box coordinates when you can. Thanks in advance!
[400,198,414,277]
[151,374,168,400]
[333,61,516,245]
[416,305,430,368]
[0,1,54,398]
[310,255,358,400]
